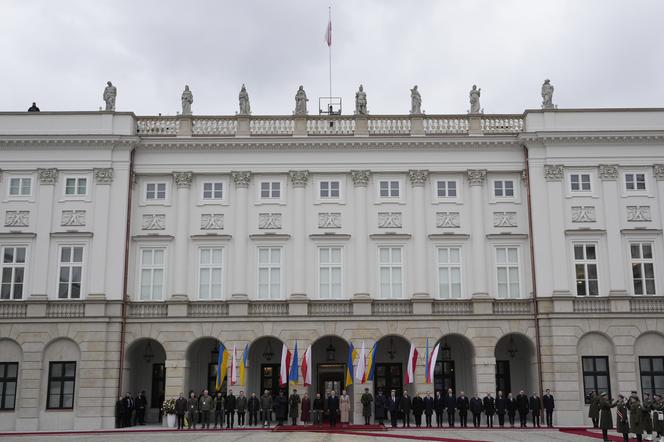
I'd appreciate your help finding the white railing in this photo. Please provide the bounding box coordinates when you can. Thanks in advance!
[372,300,413,315]
[573,298,611,313]
[630,297,664,313]
[368,116,411,135]
[129,302,168,318]
[307,117,355,136]
[250,117,294,136]
[188,302,229,317]
[481,116,524,133]
[46,301,85,318]
[493,299,533,314]
[0,302,27,319]
[424,116,469,135]
[432,300,473,315]
[192,117,237,136]
[308,301,353,316]
[248,301,289,316]
[136,116,180,135]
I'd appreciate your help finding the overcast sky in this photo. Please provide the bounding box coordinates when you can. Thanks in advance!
[2,0,663,115]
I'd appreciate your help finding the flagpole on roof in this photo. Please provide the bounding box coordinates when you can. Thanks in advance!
[328,6,332,99]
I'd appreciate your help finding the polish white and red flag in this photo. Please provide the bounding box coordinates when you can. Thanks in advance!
[301,345,312,387]
[405,343,419,384]
[324,18,332,47]
[230,345,237,385]
[279,343,292,387]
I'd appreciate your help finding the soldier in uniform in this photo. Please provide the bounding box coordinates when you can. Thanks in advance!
[361,388,374,425]
[629,392,644,442]
[260,389,273,427]
[589,390,600,428]
[289,389,301,426]
[643,393,654,441]
[186,390,198,430]
[212,391,224,429]
[599,392,616,442]
[616,394,631,442]
[652,394,664,441]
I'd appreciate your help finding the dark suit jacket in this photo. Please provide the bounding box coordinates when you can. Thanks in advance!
[543,394,555,411]
[388,395,399,413]
[327,395,340,414]
[445,394,457,412]
[457,395,470,413]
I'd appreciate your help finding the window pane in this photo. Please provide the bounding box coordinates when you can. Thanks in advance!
[73,247,83,262]
[588,280,599,296]
[51,363,63,377]
[595,358,607,372]
[643,244,653,259]
[449,248,460,263]
[596,376,608,390]
[497,248,506,263]
[212,248,222,265]
[3,248,13,264]
[586,245,596,260]
[631,244,640,259]
[507,248,518,263]
[61,247,71,263]
[392,248,401,263]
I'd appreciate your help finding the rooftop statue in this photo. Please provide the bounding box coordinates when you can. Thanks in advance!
[541,79,555,109]
[410,85,422,114]
[469,85,481,114]
[181,85,193,115]
[103,81,117,111]
[239,84,251,115]
[294,85,308,115]
[355,84,367,115]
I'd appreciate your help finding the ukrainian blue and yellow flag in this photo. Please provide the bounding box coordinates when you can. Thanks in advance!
[239,344,248,385]
[289,341,299,385]
[364,343,377,382]
[216,343,229,391]
[345,342,357,386]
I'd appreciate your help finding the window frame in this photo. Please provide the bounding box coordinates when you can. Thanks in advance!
[144,181,168,203]
[46,361,76,410]
[492,179,516,199]
[434,179,459,200]
[623,171,648,193]
[375,176,404,203]
[630,242,656,295]
[581,356,610,404]
[318,246,343,299]
[201,181,225,201]
[318,180,342,201]
[138,247,166,301]
[257,246,283,300]
[494,246,521,299]
[573,242,600,296]
[0,362,18,411]
[378,246,404,299]
[569,172,593,194]
[197,246,224,300]
[639,356,664,398]
[1,245,27,300]
[56,245,85,300]
[7,176,33,198]
[63,176,88,198]
[436,246,463,299]
[257,179,285,203]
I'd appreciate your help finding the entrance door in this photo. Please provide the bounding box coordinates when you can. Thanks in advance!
[318,363,345,420]
[495,360,511,394]
[151,363,165,409]
[374,363,403,397]
[261,363,287,398]
[433,360,456,395]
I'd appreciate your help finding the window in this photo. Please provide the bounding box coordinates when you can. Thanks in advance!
[582,356,610,404]
[379,180,400,198]
[625,173,646,191]
[8,177,31,197]
[496,247,520,298]
[260,182,281,199]
[58,246,83,299]
[494,180,514,198]
[47,361,76,410]
[639,357,664,398]
[0,362,18,410]
[140,248,164,300]
[436,180,457,198]
[437,247,461,298]
[258,247,281,299]
[64,177,87,196]
[631,243,655,295]
[145,183,166,201]
[379,247,402,298]
[570,173,592,192]
[319,247,342,298]
[199,247,223,299]
[202,182,223,200]
[1,246,26,300]
[319,181,340,199]
[574,244,599,296]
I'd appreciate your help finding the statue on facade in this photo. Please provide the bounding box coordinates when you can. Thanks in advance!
[294,86,308,115]
[410,85,422,114]
[181,85,193,115]
[469,85,481,114]
[103,81,117,111]
[239,84,251,115]
[355,84,367,115]
[541,79,555,109]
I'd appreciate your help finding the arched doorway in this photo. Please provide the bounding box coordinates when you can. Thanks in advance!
[434,334,475,396]
[373,335,413,398]
[123,338,166,423]
[185,337,225,396]
[247,336,287,399]
[310,335,351,405]
[494,333,536,395]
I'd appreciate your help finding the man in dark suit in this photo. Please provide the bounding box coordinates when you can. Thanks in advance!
[457,391,469,428]
[445,388,456,427]
[387,390,399,428]
[399,391,411,428]
[434,391,445,427]
[423,391,434,428]
[226,389,237,428]
[516,390,529,428]
[496,390,507,427]
[483,392,495,428]
[327,390,340,427]
[469,393,482,428]
[529,393,542,428]
[543,389,555,427]
[115,395,126,428]
[135,391,147,425]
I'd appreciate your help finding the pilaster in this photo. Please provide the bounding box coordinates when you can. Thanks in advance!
[289,170,309,298]
[409,170,429,298]
[351,170,371,297]
[599,164,627,295]
[31,168,57,297]
[89,168,113,297]
[172,172,193,299]
[467,169,488,295]
[231,171,251,297]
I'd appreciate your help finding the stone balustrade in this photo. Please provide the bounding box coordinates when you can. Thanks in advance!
[128,302,168,318]
[136,116,180,135]
[372,300,413,315]
[308,301,353,316]
[248,301,289,316]
[367,116,412,135]
[306,116,355,135]
[187,301,230,317]
[630,297,664,313]
[192,116,237,136]
[432,300,473,315]
[424,116,469,134]
[46,301,85,318]
[573,298,611,313]
[480,115,525,133]
[0,302,27,319]
[493,299,533,314]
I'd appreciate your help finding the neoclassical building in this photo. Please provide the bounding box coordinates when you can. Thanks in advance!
[0,108,663,430]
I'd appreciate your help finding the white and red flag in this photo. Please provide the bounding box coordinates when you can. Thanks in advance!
[230,345,237,385]
[301,345,312,387]
[427,343,440,384]
[324,17,332,47]
[279,343,292,387]
[405,343,419,384]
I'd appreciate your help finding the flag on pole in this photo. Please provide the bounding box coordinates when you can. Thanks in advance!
[216,343,229,391]
[355,341,367,383]
[424,338,430,383]
[324,16,332,47]
[279,343,292,387]
[427,343,440,385]
[345,342,356,386]
[301,345,312,387]
[289,341,299,385]
[405,343,419,384]
[230,345,237,385]
[239,344,248,385]
[363,343,377,383]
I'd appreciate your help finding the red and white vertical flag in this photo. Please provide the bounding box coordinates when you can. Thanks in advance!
[230,345,237,385]
[405,343,419,384]
[301,345,312,387]
[427,343,440,385]
[279,343,292,387]
[324,16,332,47]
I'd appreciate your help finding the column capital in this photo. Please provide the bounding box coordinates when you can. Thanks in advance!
[288,170,310,187]
[466,169,487,186]
[350,170,371,187]
[231,171,252,188]
[653,164,664,181]
[408,169,429,187]
[37,168,58,185]
[599,164,619,180]
[544,164,564,181]
[94,168,114,184]
[173,171,193,188]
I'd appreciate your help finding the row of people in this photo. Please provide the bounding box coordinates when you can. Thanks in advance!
[590,391,664,442]
[115,391,150,428]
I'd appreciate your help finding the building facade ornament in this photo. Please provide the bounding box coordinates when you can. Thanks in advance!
[38,168,58,185]
[294,86,308,115]
[5,211,29,227]
[239,84,251,116]
[410,85,422,115]
[493,211,517,227]
[571,206,596,223]
[289,170,310,187]
[350,170,371,187]
[173,172,193,188]
[436,212,460,228]
[201,214,224,230]
[466,169,487,186]
[521,169,528,183]
[541,79,555,109]
[181,85,193,116]
[408,169,429,186]
[142,214,166,230]
[627,206,652,222]
[103,81,117,111]
[259,213,282,230]
[231,171,252,188]
[378,212,402,229]
[599,164,619,180]
[469,85,482,114]
[318,212,342,229]
[94,168,114,184]
[61,210,86,227]
[544,165,564,181]
[355,85,367,115]
[653,164,664,181]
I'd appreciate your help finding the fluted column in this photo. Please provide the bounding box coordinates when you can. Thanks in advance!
[31,168,58,298]
[351,170,371,297]
[89,168,113,296]
[467,169,488,296]
[172,171,193,298]
[599,165,627,295]
[231,171,251,297]
[289,170,309,297]
[409,169,429,296]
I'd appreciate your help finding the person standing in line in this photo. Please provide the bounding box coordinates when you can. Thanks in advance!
[225,389,237,428]
[589,390,600,428]
[289,389,301,426]
[445,388,456,427]
[199,389,212,429]
[312,393,324,425]
[400,391,412,428]
[470,393,482,428]
[135,391,147,425]
[516,390,530,428]
[616,394,631,442]
[495,390,506,427]
[457,391,469,428]
[327,390,340,427]
[186,391,198,430]
[374,390,387,426]
[434,391,445,427]
[599,392,616,442]
[247,392,260,426]
[301,392,311,425]
[274,390,287,426]
[388,390,399,428]
[260,389,273,427]
[123,393,134,427]
[506,392,517,427]
[543,389,555,428]
[361,388,374,425]
[652,394,663,441]
[424,391,434,428]
[629,392,644,442]
[340,389,351,425]
[115,395,126,428]
[642,393,653,441]
[236,391,247,427]
[530,392,542,428]
[483,392,496,428]
[212,391,224,429]
[411,392,424,427]
[175,392,187,430]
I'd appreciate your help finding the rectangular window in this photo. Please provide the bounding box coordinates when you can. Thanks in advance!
[260,182,281,199]
[0,362,18,410]
[258,247,281,299]
[631,243,656,295]
[145,183,166,200]
[379,247,403,298]
[139,248,164,300]
[198,247,223,299]
[570,173,592,192]
[582,356,610,404]
[574,243,599,296]
[496,247,520,298]
[1,246,26,300]
[64,177,87,196]
[639,356,664,398]
[8,177,31,197]
[494,180,514,198]
[47,361,76,410]
[319,181,340,199]
[437,247,462,299]
[202,182,223,200]
[436,180,457,198]
[58,246,83,299]
[379,180,400,198]
[319,247,342,298]
[625,173,646,191]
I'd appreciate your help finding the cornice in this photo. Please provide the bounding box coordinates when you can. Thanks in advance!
[520,131,664,145]
[0,135,139,149]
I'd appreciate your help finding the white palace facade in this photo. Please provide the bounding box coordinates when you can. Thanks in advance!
[0,108,663,430]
